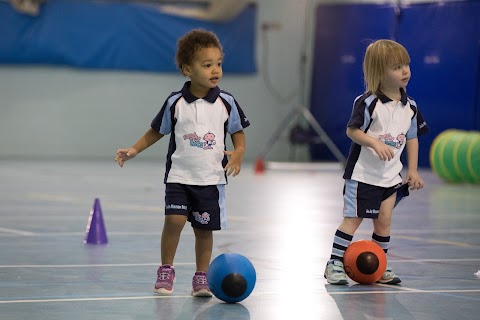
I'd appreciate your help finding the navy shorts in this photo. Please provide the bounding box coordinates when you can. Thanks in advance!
[343,180,409,218]
[164,183,226,230]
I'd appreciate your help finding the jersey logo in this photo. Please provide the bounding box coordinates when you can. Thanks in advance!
[183,132,216,150]
[203,132,216,149]
[378,133,406,149]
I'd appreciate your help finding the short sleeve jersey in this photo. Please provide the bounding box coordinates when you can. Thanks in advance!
[151,82,250,186]
[343,88,429,187]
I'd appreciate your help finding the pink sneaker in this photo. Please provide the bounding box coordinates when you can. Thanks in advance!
[191,271,212,297]
[153,265,175,294]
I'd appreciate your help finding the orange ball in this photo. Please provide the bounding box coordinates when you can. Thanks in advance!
[343,240,387,284]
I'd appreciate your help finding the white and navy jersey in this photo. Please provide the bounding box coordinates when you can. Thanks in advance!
[343,88,429,187]
[151,82,250,186]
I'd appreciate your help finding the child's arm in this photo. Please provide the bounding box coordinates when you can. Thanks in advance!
[404,138,424,190]
[346,127,395,161]
[115,128,164,167]
[224,130,246,177]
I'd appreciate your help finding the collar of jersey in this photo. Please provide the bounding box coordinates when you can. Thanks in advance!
[377,87,408,106]
[181,81,221,104]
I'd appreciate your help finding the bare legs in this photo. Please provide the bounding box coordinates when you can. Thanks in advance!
[194,228,213,272]
[373,193,395,237]
[161,215,186,266]
[161,215,213,272]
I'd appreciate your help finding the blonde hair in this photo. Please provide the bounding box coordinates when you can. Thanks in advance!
[363,39,410,94]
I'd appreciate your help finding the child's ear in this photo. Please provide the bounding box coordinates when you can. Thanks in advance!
[182,65,191,76]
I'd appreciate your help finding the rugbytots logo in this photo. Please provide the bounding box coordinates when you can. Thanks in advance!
[183,132,216,150]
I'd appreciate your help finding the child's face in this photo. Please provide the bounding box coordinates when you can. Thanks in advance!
[382,62,411,93]
[183,47,223,97]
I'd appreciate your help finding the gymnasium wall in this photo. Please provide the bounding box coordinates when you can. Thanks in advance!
[309,0,480,167]
[0,0,308,162]
[1,0,478,167]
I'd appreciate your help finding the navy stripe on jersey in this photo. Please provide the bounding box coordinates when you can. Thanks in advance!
[165,107,177,184]
[408,98,429,136]
[219,95,232,179]
[220,92,250,133]
[343,94,377,180]
[219,92,250,174]
[151,92,182,134]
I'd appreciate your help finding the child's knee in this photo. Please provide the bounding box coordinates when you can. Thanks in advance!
[340,217,363,233]
[193,227,212,239]
[164,214,187,230]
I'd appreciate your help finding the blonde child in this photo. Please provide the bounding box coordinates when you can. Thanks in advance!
[324,39,429,285]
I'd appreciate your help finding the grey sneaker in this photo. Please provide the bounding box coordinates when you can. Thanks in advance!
[191,271,213,297]
[154,265,175,294]
[377,267,401,284]
[324,260,348,285]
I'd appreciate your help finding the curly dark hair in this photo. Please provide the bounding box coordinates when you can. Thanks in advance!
[175,29,223,75]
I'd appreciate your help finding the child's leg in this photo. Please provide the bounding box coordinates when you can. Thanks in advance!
[372,192,395,247]
[193,227,213,272]
[161,214,187,265]
[191,227,213,297]
[332,179,372,260]
[325,217,363,285]
[154,214,186,294]
[373,192,395,235]
[372,193,401,284]
[329,217,362,261]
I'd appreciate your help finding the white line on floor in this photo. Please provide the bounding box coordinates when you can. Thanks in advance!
[2,288,480,304]
[1,258,478,268]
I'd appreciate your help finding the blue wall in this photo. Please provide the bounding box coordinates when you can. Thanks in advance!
[310,1,480,167]
[0,0,256,73]
[397,1,480,166]
[309,3,395,163]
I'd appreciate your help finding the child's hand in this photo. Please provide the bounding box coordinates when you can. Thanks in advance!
[224,149,243,177]
[404,169,424,190]
[372,141,394,161]
[115,148,138,167]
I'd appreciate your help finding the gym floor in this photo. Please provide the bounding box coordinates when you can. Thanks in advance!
[0,160,479,320]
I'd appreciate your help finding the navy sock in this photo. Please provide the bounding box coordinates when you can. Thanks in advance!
[330,229,353,262]
[372,232,390,254]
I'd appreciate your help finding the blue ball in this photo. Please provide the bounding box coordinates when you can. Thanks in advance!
[207,253,256,303]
